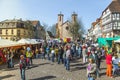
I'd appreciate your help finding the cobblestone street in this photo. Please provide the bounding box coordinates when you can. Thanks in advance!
[0,58,120,80]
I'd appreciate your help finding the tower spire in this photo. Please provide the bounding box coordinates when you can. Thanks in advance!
[72,12,78,23]
[58,12,64,24]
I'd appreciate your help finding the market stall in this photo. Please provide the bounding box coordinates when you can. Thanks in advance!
[0,39,19,48]
[114,39,120,58]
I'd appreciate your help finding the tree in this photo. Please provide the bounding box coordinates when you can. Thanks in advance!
[43,23,56,37]
[42,23,49,31]
[49,24,56,36]
[24,21,35,39]
[69,18,85,40]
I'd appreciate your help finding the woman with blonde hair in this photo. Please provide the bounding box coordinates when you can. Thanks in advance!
[87,58,96,80]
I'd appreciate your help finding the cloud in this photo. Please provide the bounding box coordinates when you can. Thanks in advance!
[0,0,26,21]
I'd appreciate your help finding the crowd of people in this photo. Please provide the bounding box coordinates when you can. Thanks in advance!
[1,40,120,80]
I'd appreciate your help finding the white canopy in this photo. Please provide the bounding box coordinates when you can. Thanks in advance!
[28,39,40,44]
[17,39,40,45]
[0,39,19,48]
[17,39,31,44]
[114,39,120,43]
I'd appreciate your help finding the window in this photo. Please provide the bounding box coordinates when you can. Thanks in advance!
[118,22,120,26]
[66,26,69,30]
[59,16,61,21]
[11,29,13,34]
[106,15,110,20]
[113,22,118,29]
[118,26,120,29]
[6,29,8,35]
[24,30,26,35]
[12,23,15,27]
[0,29,2,34]
[113,22,117,27]
[7,23,9,26]
[113,14,116,20]
[17,30,20,36]
[117,13,119,20]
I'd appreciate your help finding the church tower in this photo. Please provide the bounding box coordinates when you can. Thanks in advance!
[58,12,64,25]
[72,12,78,23]
[57,12,64,38]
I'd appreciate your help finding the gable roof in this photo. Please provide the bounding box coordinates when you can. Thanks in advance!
[62,20,71,26]
[103,0,120,14]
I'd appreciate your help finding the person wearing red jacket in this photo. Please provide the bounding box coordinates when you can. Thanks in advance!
[106,50,113,78]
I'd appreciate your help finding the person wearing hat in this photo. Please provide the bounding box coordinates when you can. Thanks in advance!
[106,50,113,78]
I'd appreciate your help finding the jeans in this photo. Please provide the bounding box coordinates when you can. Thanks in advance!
[66,58,70,70]
[88,76,94,80]
[7,59,10,68]
[98,58,101,69]
[10,58,14,68]
[78,51,81,58]
[113,64,119,75]
[47,53,50,60]
[51,54,55,62]
[64,58,66,67]
[20,68,25,80]
[58,56,63,64]
[36,54,39,59]
[30,57,32,65]
[83,55,87,63]
[7,59,13,68]
[41,53,45,59]
[96,68,100,77]
[26,58,30,68]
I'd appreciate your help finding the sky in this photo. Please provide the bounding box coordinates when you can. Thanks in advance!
[0,0,112,30]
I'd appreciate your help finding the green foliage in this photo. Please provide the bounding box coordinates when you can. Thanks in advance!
[24,21,35,38]
[42,23,49,31]
[69,18,85,40]
[50,24,56,36]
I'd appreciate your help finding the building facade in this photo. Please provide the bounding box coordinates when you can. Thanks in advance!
[56,13,78,40]
[88,0,120,40]
[102,0,120,38]
[31,20,46,39]
[0,19,28,41]
[92,18,102,40]
[0,19,45,41]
